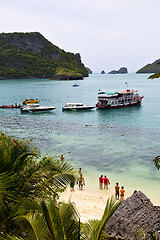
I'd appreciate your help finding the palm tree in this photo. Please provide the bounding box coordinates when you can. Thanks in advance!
[6,199,80,240]
[5,196,121,240]
[0,132,77,237]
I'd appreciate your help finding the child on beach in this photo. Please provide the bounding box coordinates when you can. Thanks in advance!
[115,182,120,199]
[120,186,125,199]
[99,175,103,189]
[103,175,110,189]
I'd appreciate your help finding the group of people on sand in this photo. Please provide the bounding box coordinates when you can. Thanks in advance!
[70,168,85,192]
[99,175,125,199]
[115,182,125,200]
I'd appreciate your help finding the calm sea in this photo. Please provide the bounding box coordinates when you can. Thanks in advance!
[0,73,160,204]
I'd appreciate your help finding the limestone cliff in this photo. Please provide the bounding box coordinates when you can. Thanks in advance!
[0,32,88,79]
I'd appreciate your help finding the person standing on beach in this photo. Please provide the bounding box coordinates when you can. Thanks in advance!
[120,186,125,199]
[103,175,110,189]
[115,182,120,199]
[70,177,75,192]
[99,175,103,189]
[78,168,82,175]
[78,174,85,190]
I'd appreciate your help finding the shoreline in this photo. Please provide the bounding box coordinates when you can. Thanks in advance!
[60,172,160,222]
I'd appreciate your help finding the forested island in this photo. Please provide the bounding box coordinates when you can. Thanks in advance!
[0,32,88,80]
[136,59,160,79]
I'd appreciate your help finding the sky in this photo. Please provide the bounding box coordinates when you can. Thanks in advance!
[1,0,160,73]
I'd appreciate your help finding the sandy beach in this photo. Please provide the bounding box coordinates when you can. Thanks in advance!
[60,184,115,222]
[59,171,160,223]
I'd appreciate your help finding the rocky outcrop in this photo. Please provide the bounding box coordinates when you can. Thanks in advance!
[105,191,160,240]
[108,67,128,74]
[137,59,160,73]
[86,67,92,74]
[101,70,105,74]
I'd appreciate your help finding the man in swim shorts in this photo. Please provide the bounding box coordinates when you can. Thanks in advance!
[103,175,110,189]
[99,175,103,189]
[115,182,120,199]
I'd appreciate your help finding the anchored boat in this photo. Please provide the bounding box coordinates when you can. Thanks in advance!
[62,103,95,111]
[21,104,56,113]
[96,89,144,109]
[22,99,39,105]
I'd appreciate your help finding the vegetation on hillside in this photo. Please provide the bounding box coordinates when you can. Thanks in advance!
[0,32,88,79]
[136,59,160,79]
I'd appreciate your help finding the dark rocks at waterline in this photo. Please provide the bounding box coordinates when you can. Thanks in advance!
[105,191,160,240]
[101,70,105,74]
[50,74,83,80]
[108,67,128,74]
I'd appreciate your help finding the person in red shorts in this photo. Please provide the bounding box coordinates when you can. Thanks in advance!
[99,175,103,189]
[103,175,110,189]
[115,182,120,199]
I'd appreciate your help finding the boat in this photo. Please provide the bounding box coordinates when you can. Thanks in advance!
[0,104,22,108]
[22,98,39,105]
[72,84,79,87]
[62,103,95,111]
[96,89,144,109]
[21,104,56,113]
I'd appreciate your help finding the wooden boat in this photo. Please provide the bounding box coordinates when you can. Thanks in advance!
[96,89,144,109]
[62,103,95,111]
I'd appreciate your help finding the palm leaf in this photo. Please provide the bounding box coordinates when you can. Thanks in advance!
[59,201,80,240]
[152,156,160,170]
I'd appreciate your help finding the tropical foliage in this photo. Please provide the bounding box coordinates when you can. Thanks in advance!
[0,32,88,79]
[0,132,77,238]
[152,156,160,170]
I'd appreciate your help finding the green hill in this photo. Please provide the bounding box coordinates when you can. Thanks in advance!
[136,59,160,74]
[0,32,88,80]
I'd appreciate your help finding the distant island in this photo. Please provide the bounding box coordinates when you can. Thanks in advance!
[136,59,160,74]
[101,70,105,74]
[108,67,128,74]
[0,32,88,80]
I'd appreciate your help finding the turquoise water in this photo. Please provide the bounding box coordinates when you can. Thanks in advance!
[0,73,160,204]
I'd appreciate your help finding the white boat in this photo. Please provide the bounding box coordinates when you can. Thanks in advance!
[62,103,95,111]
[96,89,144,109]
[21,104,56,113]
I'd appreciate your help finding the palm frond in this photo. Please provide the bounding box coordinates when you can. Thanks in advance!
[59,201,80,240]
[96,196,122,240]
[152,156,160,170]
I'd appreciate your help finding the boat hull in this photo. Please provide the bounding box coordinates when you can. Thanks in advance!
[96,101,142,109]
[21,106,56,113]
[62,106,95,111]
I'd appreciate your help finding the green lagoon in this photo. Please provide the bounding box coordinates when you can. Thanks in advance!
[0,73,160,204]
